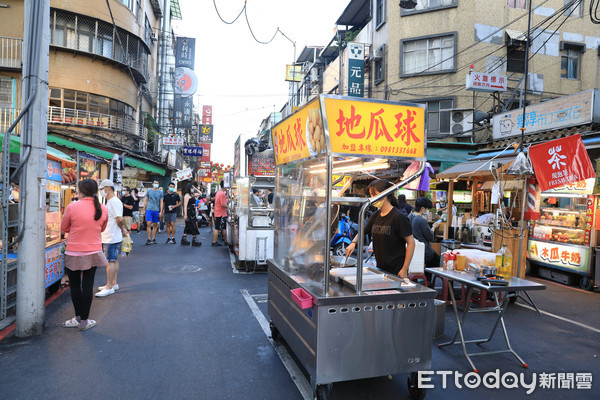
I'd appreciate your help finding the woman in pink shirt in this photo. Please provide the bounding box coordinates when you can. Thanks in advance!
[60,179,108,330]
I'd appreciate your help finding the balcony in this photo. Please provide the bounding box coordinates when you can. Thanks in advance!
[0,108,21,135]
[47,107,148,139]
[0,37,22,70]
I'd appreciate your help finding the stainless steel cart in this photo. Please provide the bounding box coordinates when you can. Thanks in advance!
[268,95,434,399]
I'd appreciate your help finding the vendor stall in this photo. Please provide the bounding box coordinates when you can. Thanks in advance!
[268,95,437,399]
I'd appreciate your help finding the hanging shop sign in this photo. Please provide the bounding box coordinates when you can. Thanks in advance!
[197,168,211,177]
[247,150,276,177]
[492,89,600,140]
[198,124,213,143]
[173,67,198,97]
[175,37,195,69]
[78,154,100,181]
[584,195,595,245]
[529,134,595,192]
[285,65,302,82]
[173,95,193,128]
[453,191,473,203]
[176,168,193,181]
[466,72,507,93]
[347,43,364,98]
[46,159,62,182]
[234,137,241,178]
[324,97,426,160]
[272,98,318,164]
[544,177,595,195]
[183,146,204,157]
[202,105,212,125]
[163,136,184,147]
[528,239,589,273]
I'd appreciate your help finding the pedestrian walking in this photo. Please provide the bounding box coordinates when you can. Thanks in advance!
[164,181,181,244]
[212,181,228,246]
[96,180,128,297]
[181,183,202,247]
[207,193,214,231]
[121,186,134,235]
[60,179,108,330]
[158,186,165,234]
[131,188,141,233]
[144,180,164,245]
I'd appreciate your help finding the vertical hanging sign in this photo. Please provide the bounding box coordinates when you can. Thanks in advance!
[202,105,212,125]
[175,37,195,69]
[347,43,364,98]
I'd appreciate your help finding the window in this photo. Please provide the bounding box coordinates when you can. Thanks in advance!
[401,0,457,15]
[401,34,456,75]
[561,48,580,79]
[53,13,76,48]
[425,99,454,136]
[375,0,385,28]
[0,78,13,109]
[77,17,94,53]
[564,0,582,17]
[119,0,132,8]
[144,16,153,45]
[506,42,526,73]
[47,88,134,120]
[507,0,527,9]
[374,45,385,84]
[96,24,114,58]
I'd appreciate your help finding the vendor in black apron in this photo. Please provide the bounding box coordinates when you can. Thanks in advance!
[345,179,416,278]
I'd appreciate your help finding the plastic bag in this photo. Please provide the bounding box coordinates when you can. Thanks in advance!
[121,235,133,255]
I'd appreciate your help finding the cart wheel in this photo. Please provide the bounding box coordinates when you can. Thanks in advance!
[408,372,426,400]
[314,384,331,400]
[269,322,280,342]
[579,276,593,291]
[332,243,347,257]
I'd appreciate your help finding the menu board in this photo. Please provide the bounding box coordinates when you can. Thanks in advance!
[248,150,275,177]
[78,154,100,181]
[453,191,473,203]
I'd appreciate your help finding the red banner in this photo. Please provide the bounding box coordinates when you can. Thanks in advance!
[529,134,595,192]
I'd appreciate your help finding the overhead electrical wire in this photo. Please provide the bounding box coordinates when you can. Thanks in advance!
[212,0,246,25]
[591,0,600,23]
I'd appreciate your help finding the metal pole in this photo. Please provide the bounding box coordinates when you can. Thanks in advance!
[16,0,50,337]
[516,178,527,279]
[520,0,534,142]
[324,154,333,297]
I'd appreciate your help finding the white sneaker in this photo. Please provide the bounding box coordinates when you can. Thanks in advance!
[95,287,115,297]
[97,284,119,291]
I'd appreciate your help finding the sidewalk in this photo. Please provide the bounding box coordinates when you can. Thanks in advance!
[1,228,599,399]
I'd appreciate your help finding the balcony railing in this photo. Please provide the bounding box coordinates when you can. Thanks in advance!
[0,37,22,70]
[47,107,147,139]
[0,108,21,135]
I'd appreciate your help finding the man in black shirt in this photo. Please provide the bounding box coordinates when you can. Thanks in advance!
[163,182,181,244]
[131,188,141,233]
[121,186,135,235]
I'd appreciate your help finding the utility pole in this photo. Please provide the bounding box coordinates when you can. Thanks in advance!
[16,0,50,337]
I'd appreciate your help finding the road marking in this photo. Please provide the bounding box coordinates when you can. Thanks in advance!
[241,289,312,400]
[515,302,600,334]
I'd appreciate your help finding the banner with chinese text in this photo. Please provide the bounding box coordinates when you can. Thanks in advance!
[324,97,426,159]
[529,134,595,192]
[248,150,275,177]
[272,98,319,165]
[528,239,590,273]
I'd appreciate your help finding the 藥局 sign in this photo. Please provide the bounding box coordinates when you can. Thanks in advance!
[493,89,600,140]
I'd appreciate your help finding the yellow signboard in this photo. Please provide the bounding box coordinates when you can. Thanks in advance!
[332,174,352,187]
[324,97,426,159]
[272,98,323,165]
[285,65,302,82]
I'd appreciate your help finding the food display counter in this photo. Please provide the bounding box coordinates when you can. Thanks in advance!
[527,180,595,289]
[268,95,436,399]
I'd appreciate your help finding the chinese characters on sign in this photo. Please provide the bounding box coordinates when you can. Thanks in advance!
[248,150,275,177]
[272,98,317,164]
[198,124,213,143]
[528,240,589,272]
[183,147,204,157]
[163,136,184,146]
[324,97,426,159]
[173,96,193,128]
[466,71,507,93]
[202,105,212,125]
[45,243,64,288]
[46,160,62,182]
[175,37,195,69]
[529,134,595,192]
[347,43,364,98]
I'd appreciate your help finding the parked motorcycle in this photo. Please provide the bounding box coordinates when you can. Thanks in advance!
[330,214,355,256]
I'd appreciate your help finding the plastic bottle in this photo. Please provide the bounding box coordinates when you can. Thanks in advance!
[495,244,512,277]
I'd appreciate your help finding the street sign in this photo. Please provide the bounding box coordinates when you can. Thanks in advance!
[466,72,507,93]
[198,124,213,143]
[163,136,184,146]
[176,168,193,181]
[183,146,204,157]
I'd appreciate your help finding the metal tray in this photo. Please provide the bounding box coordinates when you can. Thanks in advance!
[330,267,407,291]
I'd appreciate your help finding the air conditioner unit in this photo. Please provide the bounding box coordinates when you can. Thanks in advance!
[450,108,474,136]
[150,33,158,42]
[309,69,319,83]
[369,46,384,62]
[138,140,148,153]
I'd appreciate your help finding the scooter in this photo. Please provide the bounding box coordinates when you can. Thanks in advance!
[330,214,355,257]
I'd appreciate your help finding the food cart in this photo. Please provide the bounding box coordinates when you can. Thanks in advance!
[268,95,437,399]
[527,178,596,289]
[229,135,276,271]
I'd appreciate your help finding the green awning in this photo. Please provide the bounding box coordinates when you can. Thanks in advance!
[125,157,166,175]
[426,146,473,163]
[1,133,75,162]
[48,134,115,160]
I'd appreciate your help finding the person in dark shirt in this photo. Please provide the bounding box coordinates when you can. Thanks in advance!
[163,182,181,244]
[408,197,441,268]
[131,188,141,233]
[398,194,413,216]
[346,179,415,278]
[121,186,135,234]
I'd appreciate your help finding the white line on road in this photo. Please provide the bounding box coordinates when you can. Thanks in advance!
[241,289,313,400]
[515,302,600,334]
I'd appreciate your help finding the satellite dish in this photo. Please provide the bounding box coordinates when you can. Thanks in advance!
[399,0,417,9]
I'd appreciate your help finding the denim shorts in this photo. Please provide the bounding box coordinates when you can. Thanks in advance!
[103,242,122,262]
[146,210,160,223]
[164,212,177,224]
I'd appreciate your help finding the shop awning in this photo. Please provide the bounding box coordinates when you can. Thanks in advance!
[436,157,515,180]
[1,133,75,163]
[48,134,115,160]
[125,157,166,175]
[426,145,473,163]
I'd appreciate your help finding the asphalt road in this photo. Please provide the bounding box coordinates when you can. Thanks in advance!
[1,224,599,400]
